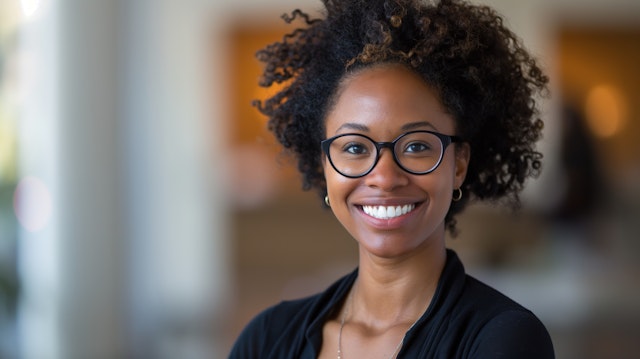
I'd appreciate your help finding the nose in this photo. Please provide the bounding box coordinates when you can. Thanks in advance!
[363,149,410,191]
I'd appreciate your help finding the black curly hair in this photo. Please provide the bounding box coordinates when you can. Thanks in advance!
[253,0,548,234]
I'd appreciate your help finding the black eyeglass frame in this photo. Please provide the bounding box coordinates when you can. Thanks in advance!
[321,130,463,178]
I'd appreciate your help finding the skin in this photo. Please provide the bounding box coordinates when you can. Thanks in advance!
[317,64,470,358]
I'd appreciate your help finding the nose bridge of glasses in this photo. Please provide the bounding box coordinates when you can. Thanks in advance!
[373,141,397,164]
[372,141,405,173]
[376,141,396,153]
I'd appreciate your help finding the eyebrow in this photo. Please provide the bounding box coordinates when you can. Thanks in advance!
[335,122,370,133]
[401,121,437,131]
[335,121,437,134]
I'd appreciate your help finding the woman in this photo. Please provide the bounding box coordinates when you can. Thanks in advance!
[230,0,554,357]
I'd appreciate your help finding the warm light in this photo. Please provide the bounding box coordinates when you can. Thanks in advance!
[13,176,53,232]
[584,84,628,138]
[21,0,42,19]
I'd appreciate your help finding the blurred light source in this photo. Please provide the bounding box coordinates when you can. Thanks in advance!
[584,84,628,139]
[13,176,52,232]
[20,0,42,19]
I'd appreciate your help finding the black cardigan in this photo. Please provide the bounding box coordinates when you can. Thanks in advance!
[229,250,555,358]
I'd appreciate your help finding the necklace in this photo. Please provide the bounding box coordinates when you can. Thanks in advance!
[337,285,425,359]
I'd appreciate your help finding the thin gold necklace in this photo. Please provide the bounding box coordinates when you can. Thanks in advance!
[337,284,425,359]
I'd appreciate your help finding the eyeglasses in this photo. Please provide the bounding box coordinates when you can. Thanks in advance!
[321,130,462,178]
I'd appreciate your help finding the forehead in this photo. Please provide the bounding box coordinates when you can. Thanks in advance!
[325,64,455,136]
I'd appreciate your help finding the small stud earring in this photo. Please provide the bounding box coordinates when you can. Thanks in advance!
[324,195,330,207]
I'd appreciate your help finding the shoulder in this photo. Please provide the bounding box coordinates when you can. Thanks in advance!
[460,277,555,358]
[406,250,555,358]
[229,269,357,358]
[228,295,320,358]
[470,308,555,358]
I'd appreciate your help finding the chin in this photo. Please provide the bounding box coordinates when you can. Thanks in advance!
[356,234,424,259]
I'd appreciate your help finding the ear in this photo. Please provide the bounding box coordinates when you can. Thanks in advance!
[453,142,471,189]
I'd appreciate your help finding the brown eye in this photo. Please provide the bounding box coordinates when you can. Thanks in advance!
[404,142,430,154]
[343,142,369,155]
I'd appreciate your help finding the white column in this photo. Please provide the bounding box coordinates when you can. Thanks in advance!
[18,0,229,358]
[17,0,63,358]
[123,0,229,358]
[18,0,128,357]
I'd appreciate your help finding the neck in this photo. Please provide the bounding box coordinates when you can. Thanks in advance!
[351,244,447,329]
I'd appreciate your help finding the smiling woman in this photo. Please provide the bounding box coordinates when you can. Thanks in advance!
[229,0,553,358]
[321,65,468,261]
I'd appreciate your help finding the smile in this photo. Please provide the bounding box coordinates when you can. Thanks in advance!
[361,204,416,220]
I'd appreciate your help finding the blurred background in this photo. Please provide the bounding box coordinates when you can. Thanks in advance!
[0,0,639,358]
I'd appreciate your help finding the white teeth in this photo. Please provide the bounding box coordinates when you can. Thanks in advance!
[362,204,416,220]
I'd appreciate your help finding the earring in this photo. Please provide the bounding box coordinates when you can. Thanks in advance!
[324,195,330,207]
[452,188,462,202]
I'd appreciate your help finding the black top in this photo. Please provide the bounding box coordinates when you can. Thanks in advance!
[229,250,554,358]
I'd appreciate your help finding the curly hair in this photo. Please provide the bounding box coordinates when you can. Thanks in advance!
[253,0,549,234]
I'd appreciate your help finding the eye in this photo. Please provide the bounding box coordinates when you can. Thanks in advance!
[404,141,431,153]
[343,142,370,155]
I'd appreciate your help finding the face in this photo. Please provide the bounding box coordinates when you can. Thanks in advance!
[323,64,470,259]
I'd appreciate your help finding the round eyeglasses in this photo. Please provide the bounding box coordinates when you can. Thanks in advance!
[321,130,462,178]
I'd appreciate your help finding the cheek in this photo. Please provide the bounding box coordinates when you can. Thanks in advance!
[440,152,460,188]
[325,174,359,229]
[418,175,451,203]
[325,171,356,198]
[420,158,458,202]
